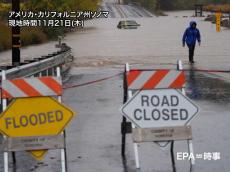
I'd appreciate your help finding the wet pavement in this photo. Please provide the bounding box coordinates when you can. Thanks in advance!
[0,0,230,171]
[64,67,230,172]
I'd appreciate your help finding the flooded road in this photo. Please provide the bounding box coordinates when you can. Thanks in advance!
[0,0,230,171]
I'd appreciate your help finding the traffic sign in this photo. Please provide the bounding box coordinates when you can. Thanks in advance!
[0,96,75,159]
[215,12,222,32]
[121,89,199,128]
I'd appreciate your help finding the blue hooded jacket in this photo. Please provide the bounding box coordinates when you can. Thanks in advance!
[182,21,201,46]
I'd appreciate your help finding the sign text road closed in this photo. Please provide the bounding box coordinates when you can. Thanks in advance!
[121,89,199,128]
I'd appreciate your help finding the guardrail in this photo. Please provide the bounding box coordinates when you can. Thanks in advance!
[0,43,73,79]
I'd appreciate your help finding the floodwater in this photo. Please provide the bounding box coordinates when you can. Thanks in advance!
[0,0,230,171]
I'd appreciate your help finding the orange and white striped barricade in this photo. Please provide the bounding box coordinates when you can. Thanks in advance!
[126,69,185,90]
[0,67,72,172]
[1,76,62,99]
[121,61,197,172]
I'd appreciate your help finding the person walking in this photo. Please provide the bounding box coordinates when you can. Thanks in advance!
[182,21,201,63]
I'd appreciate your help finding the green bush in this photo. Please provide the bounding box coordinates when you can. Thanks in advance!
[42,27,66,40]
[21,27,47,46]
[0,22,11,51]
[0,3,11,20]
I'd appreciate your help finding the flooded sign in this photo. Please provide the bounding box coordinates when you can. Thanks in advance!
[0,96,75,159]
[121,89,199,128]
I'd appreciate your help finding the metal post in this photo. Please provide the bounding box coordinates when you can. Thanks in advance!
[2,70,9,172]
[57,67,67,172]
[12,152,16,166]
[121,65,128,157]
[129,91,140,169]
[178,60,195,172]
[121,116,127,157]
[170,141,176,172]
[177,60,183,71]
[58,36,61,47]
[169,61,185,172]
[52,67,56,76]
[188,140,195,172]
[200,6,203,17]
[12,0,20,66]
[195,4,203,17]
[46,69,49,76]
[126,63,140,169]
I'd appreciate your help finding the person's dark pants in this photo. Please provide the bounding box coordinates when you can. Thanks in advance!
[187,44,195,62]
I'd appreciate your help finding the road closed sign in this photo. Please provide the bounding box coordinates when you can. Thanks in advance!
[0,96,75,159]
[121,89,199,128]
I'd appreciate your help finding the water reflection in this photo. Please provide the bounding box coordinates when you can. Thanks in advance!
[186,65,230,104]
[186,64,202,100]
[122,155,141,172]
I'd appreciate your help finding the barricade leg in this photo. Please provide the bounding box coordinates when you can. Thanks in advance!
[2,70,9,172]
[170,141,176,172]
[121,117,127,157]
[57,66,68,172]
[122,66,128,157]
[128,90,140,169]
[132,125,140,169]
[178,60,195,172]
[188,140,195,172]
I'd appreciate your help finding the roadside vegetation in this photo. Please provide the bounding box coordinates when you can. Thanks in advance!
[0,0,100,52]
[124,0,230,29]
[125,0,230,11]
[0,21,11,51]
[204,4,230,12]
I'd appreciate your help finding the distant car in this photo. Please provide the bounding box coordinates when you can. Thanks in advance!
[117,20,140,29]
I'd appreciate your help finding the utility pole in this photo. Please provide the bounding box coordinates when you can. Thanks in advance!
[12,0,20,66]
